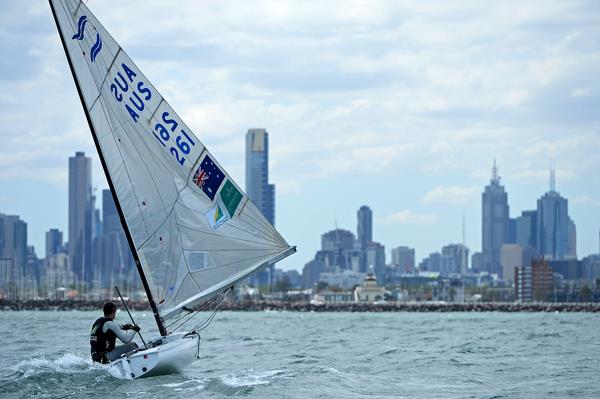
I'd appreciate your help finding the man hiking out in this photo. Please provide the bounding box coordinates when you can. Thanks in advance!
[90,302,140,364]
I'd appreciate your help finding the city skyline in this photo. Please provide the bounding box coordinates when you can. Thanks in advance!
[1,1,600,271]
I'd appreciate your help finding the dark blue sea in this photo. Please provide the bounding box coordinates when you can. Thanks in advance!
[0,310,598,398]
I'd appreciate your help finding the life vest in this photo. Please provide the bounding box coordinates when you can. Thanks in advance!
[90,317,117,363]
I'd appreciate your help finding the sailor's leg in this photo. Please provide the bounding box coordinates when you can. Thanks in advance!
[105,342,139,362]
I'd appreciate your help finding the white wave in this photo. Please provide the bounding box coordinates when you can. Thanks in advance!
[220,369,285,388]
[13,353,100,379]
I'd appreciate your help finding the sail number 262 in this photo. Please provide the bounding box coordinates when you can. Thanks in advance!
[152,111,196,166]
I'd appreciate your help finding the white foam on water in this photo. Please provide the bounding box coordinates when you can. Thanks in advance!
[220,369,285,388]
[14,353,100,379]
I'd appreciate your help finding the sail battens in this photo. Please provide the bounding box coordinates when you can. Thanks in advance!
[52,0,295,330]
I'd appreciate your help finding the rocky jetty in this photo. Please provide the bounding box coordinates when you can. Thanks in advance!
[1,299,599,312]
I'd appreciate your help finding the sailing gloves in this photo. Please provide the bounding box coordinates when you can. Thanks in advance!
[123,323,141,332]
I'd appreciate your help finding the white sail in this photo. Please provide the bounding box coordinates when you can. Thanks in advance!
[51,0,295,322]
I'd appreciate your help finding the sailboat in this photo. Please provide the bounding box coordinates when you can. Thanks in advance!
[49,0,295,379]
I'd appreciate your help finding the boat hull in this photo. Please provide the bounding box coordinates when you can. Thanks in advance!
[107,332,199,379]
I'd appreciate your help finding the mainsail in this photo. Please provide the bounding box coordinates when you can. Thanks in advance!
[50,0,295,333]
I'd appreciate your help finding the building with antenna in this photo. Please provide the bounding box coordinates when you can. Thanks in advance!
[536,162,576,260]
[482,160,510,276]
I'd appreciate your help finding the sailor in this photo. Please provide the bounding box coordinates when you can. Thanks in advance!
[90,302,141,364]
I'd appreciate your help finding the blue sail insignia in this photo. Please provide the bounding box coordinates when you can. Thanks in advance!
[71,15,87,40]
[90,33,103,62]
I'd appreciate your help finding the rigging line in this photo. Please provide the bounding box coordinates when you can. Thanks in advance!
[191,288,231,333]
[181,247,285,252]
[167,288,229,333]
[176,222,283,248]
[174,200,282,246]
[245,204,287,244]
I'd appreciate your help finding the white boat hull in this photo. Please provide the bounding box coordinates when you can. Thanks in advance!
[107,332,200,379]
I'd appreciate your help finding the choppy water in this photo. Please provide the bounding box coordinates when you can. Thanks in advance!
[0,311,598,398]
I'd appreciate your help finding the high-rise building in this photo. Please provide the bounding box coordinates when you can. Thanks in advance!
[357,206,373,250]
[536,166,575,260]
[69,151,92,287]
[366,241,386,283]
[515,259,553,302]
[0,214,27,298]
[245,129,275,225]
[516,210,537,251]
[482,160,510,276]
[391,246,415,273]
[45,228,64,258]
[101,189,135,291]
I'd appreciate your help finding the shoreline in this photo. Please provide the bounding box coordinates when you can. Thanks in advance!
[1,299,599,312]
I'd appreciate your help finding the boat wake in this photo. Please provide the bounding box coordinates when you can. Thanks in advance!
[10,353,99,379]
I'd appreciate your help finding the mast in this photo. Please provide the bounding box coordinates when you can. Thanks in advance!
[49,0,167,336]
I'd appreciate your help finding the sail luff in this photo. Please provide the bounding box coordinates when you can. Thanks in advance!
[49,0,167,337]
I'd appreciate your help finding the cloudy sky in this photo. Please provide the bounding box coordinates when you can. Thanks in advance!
[1,0,599,270]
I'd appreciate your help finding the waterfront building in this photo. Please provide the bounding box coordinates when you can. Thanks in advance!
[45,228,64,258]
[44,253,73,298]
[391,246,415,273]
[68,151,92,288]
[482,160,510,276]
[354,272,385,302]
[245,128,275,225]
[515,259,553,302]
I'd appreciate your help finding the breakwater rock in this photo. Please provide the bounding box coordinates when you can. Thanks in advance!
[1,299,600,312]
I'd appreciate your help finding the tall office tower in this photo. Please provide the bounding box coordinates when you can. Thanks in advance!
[69,151,92,287]
[482,160,510,276]
[0,214,28,298]
[101,189,134,291]
[516,210,537,251]
[536,165,574,260]
[391,246,415,273]
[357,206,373,250]
[245,129,275,226]
[45,228,64,257]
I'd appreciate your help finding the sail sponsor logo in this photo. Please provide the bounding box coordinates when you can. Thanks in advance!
[205,202,230,231]
[110,62,153,124]
[219,180,243,217]
[70,15,102,62]
[90,33,103,62]
[192,155,225,201]
[72,15,87,40]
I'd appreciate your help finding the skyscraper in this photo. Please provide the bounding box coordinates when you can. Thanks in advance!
[245,129,275,226]
[101,189,135,291]
[69,151,92,287]
[357,205,373,250]
[391,246,415,273]
[0,213,27,298]
[482,160,510,276]
[536,166,575,260]
[45,228,63,258]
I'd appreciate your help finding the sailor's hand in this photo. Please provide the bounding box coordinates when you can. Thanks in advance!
[132,325,141,332]
[122,323,134,330]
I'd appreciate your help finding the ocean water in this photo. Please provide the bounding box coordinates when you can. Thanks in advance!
[0,311,598,398]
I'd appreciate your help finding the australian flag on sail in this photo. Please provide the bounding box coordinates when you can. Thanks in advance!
[193,155,225,201]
